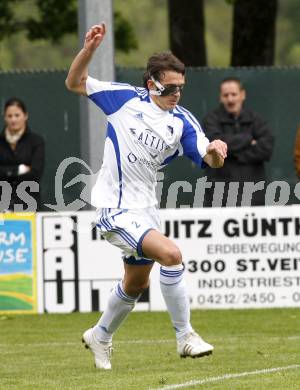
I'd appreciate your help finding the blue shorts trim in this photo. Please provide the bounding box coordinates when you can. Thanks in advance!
[123,255,154,265]
[137,228,153,257]
[98,209,139,249]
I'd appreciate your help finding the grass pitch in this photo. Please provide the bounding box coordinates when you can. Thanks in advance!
[0,308,299,390]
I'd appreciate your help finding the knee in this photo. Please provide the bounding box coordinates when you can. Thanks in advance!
[163,247,182,266]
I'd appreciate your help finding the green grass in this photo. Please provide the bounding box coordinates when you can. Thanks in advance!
[0,309,299,390]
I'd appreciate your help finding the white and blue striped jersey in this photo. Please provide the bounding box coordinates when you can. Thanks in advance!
[86,76,210,209]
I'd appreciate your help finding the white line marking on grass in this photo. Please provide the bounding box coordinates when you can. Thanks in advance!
[0,339,174,348]
[287,335,300,340]
[151,364,300,390]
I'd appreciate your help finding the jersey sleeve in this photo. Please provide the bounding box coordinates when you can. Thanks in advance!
[86,76,138,115]
[176,108,210,167]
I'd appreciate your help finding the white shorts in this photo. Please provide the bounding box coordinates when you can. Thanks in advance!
[95,207,160,265]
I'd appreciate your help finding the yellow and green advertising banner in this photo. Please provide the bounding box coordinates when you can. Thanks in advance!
[0,213,37,313]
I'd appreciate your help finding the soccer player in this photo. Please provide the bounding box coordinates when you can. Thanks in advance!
[65,23,227,370]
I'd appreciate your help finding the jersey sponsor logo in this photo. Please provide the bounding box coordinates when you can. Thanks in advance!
[136,130,168,152]
[127,152,158,171]
[129,124,170,154]
[127,152,138,163]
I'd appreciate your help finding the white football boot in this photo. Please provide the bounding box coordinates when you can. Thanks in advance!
[82,328,113,369]
[177,331,214,358]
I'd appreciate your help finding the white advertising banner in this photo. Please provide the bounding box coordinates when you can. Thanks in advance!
[36,205,300,312]
[36,211,150,313]
[158,206,300,309]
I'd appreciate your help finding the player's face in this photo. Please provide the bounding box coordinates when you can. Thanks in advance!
[220,81,246,117]
[150,71,185,111]
[4,105,28,133]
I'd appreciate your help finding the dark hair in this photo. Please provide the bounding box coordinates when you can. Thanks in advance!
[4,97,28,115]
[143,52,185,88]
[220,77,244,91]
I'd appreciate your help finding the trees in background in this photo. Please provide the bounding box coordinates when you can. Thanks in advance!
[167,0,206,66]
[0,0,19,38]
[231,0,278,66]
[167,0,278,66]
[0,0,298,69]
[276,0,300,65]
[0,0,137,53]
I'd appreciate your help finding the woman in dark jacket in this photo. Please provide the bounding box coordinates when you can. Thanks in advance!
[0,98,45,211]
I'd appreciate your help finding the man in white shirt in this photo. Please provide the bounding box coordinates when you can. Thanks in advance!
[66,23,227,370]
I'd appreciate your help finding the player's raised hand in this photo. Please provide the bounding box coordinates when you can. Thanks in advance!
[84,23,106,52]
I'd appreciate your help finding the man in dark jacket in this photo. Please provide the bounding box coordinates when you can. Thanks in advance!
[203,77,274,206]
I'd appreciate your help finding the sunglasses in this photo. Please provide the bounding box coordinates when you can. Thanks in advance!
[150,76,184,96]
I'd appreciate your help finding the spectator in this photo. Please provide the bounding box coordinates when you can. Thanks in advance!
[203,77,274,206]
[294,124,300,179]
[0,98,45,211]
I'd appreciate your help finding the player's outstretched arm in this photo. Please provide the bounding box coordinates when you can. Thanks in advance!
[65,23,106,95]
[204,139,227,168]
